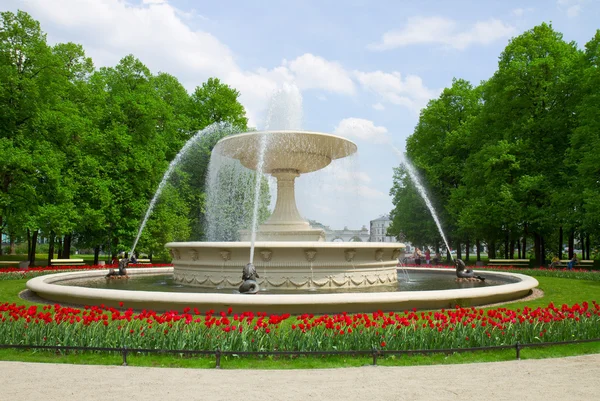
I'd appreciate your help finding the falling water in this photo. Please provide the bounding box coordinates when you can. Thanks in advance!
[248,134,268,263]
[392,146,452,255]
[248,84,303,263]
[130,122,232,256]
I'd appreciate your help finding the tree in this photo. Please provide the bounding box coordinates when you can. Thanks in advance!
[393,79,482,256]
[388,166,440,249]
[472,23,581,264]
[568,30,600,258]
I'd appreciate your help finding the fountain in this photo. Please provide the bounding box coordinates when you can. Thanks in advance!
[25,93,538,314]
[167,130,403,291]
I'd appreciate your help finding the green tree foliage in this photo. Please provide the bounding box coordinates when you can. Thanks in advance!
[390,23,599,264]
[0,11,267,264]
[569,31,600,241]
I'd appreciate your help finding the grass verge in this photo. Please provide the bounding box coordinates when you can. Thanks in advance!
[0,272,598,369]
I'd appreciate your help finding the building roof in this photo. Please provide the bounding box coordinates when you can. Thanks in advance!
[370,214,390,222]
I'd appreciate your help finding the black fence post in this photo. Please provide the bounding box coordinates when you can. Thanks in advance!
[372,348,378,366]
[515,342,521,360]
[122,346,128,366]
[215,349,221,369]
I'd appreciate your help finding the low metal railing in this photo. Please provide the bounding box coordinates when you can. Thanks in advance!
[1,337,599,368]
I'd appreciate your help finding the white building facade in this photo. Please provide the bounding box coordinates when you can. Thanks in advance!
[369,215,397,242]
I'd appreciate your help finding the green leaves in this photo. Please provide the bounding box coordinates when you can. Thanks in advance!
[392,23,599,262]
[0,11,258,262]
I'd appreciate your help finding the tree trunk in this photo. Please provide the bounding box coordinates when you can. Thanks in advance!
[523,223,529,259]
[580,231,585,258]
[9,234,16,255]
[518,238,522,259]
[456,240,462,260]
[0,216,3,256]
[47,231,55,267]
[93,246,100,265]
[541,235,546,267]
[465,239,470,264]
[586,234,591,260]
[533,233,541,267]
[57,237,63,259]
[568,229,574,259]
[28,229,38,267]
[504,232,509,259]
[62,234,72,259]
[489,241,496,259]
[510,239,515,259]
[27,229,31,260]
[149,252,153,263]
[476,239,481,262]
[558,226,563,260]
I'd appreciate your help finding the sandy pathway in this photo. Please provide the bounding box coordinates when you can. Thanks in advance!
[1,354,598,401]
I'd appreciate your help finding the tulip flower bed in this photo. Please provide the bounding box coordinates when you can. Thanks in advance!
[0,264,171,281]
[1,301,598,353]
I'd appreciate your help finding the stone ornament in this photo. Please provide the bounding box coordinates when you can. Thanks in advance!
[190,249,199,261]
[344,249,356,262]
[219,250,231,262]
[391,249,401,260]
[374,249,384,261]
[304,249,317,262]
[260,249,273,262]
[170,249,180,260]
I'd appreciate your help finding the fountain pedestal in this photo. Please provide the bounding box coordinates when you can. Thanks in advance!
[240,169,325,241]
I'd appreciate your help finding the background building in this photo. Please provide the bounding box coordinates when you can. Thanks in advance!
[309,220,370,242]
[369,215,397,243]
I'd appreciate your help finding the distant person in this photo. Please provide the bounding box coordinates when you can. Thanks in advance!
[413,248,423,265]
[549,255,560,269]
[567,254,579,270]
[425,249,431,265]
[433,251,441,265]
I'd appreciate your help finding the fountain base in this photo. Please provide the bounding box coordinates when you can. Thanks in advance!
[167,241,403,291]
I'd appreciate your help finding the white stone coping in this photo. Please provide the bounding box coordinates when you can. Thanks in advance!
[165,241,405,249]
[26,267,538,314]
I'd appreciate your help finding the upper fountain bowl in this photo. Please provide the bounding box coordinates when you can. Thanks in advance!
[215,130,357,174]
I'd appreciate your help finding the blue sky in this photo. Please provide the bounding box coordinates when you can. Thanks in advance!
[6,0,600,230]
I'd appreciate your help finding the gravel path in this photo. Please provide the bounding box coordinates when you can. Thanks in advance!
[1,354,598,401]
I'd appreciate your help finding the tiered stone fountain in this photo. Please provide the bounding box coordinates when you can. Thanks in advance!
[26,130,538,313]
[167,130,404,291]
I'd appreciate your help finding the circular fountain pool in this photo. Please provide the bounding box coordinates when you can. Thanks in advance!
[26,267,538,314]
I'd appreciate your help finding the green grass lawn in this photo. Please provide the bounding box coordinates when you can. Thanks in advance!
[0,272,598,369]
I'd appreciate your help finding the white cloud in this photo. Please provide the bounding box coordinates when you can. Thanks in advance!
[321,183,387,200]
[354,70,439,112]
[557,0,586,18]
[512,7,534,17]
[10,1,438,124]
[567,5,582,17]
[369,16,516,51]
[12,1,360,127]
[333,118,390,144]
[283,53,355,95]
[322,162,372,183]
[372,102,385,110]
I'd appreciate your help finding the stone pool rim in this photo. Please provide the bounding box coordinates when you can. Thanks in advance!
[26,267,539,314]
